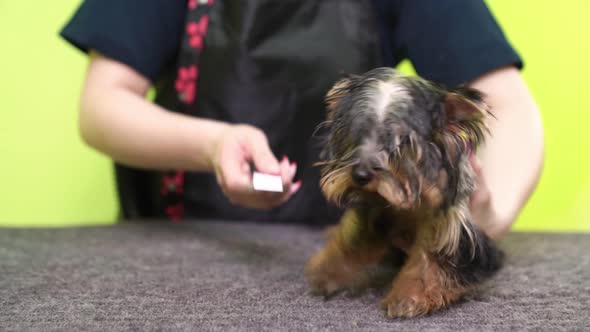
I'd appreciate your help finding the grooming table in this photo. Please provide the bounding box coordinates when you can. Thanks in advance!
[1,220,588,331]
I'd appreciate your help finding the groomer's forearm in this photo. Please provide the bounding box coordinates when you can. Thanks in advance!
[80,87,229,172]
[79,51,234,172]
[470,67,545,238]
[79,52,231,172]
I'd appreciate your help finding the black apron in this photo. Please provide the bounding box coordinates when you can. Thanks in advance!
[115,0,383,225]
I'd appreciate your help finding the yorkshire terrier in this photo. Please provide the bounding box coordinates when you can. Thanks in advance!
[305,67,504,318]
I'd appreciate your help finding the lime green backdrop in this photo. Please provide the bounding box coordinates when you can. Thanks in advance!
[1,1,589,231]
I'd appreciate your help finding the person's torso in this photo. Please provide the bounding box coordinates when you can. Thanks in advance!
[132,0,385,225]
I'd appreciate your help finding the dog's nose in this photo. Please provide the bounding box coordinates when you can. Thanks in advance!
[352,166,373,186]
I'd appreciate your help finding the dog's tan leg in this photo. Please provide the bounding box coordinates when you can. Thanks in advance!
[380,243,468,318]
[380,211,504,319]
[304,208,390,297]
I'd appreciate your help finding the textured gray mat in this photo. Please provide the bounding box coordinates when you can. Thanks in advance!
[1,220,589,331]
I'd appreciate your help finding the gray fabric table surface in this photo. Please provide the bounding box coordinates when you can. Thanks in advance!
[1,220,589,332]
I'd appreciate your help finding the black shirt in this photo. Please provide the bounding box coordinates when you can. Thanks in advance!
[60,0,522,87]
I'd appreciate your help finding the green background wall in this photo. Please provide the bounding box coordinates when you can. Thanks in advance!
[1,1,589,231]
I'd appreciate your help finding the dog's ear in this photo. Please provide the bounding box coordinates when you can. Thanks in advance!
[325,75,356,121]
[443,87,490,123]
[436,87,492,154]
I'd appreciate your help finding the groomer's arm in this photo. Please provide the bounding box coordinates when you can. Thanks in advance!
[80,51,298,209]
[80,51,234,172]
[467,66,545,240]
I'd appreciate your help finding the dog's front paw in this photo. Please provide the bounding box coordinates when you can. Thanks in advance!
[304,251,347,297]
[305,247,371,298]
[381,292,432,318]
[380,278,453,319]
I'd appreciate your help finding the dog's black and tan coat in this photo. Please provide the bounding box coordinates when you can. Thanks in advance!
[305,67,504,318]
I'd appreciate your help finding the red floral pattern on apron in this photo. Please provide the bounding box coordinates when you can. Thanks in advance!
[162,0,214,222]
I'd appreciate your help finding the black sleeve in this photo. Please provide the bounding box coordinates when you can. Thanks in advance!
[59,0,187,82]
[385,0,523,87]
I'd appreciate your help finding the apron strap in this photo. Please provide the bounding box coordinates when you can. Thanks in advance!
[161,0,214,222]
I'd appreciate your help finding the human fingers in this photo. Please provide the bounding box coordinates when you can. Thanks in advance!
[245,128,281,175]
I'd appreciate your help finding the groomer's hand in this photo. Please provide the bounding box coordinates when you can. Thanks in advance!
[210,124,301,210]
